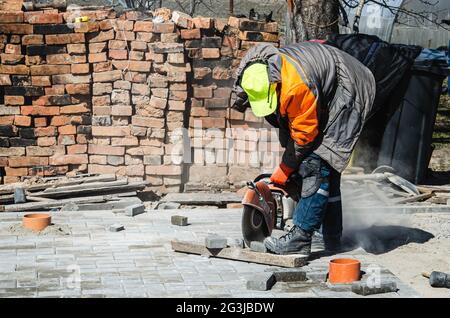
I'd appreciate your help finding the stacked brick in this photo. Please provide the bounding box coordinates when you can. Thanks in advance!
[182,15,282,190]
[0,9,97,183]
[87,10,189,193]
[0,6,281,192]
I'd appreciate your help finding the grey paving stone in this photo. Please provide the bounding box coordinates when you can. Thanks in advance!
[125,204,146,217]
[266,268,308,282]
[351,280,398,296]
[250,241,267,253]
[246,273,276,291]
[205,234,227,249]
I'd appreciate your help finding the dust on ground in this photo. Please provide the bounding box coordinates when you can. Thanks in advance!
[3,223,71,236]
[342,210,450,298]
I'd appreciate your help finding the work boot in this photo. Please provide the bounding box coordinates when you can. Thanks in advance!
[264,225,312,255]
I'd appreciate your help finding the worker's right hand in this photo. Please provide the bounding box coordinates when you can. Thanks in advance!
[270,163,295,186]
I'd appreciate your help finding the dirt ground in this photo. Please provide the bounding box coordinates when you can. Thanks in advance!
[341,210,450,298]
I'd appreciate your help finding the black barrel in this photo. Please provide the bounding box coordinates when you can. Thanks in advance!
[377,58,450,183]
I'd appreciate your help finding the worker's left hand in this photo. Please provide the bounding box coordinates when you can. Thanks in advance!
[270,163,295,186]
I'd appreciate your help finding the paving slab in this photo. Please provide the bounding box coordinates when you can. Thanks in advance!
[0,208,421,298]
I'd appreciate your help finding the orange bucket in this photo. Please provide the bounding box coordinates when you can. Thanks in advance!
[23,213,51,232]
[328,258,361,284]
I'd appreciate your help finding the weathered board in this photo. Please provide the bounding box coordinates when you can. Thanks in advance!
[171,240,308,268]
[161,192,243,205]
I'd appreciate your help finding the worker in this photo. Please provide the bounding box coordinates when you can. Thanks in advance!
[231,42,376,256]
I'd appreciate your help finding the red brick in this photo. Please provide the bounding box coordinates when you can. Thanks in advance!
[193,86,213,98]
[46,53,86,65]
[136,32,157,42]
[0,116,14,125]
[153,22,175,33]
[202,48,220,59]
[14,115,31,127]
[145,165,182,176]
[34,117,47,127]
[92,126,130,137]
[5,44,21,54]
[88,144,125,156]
[71,63,90,74]
[35,126,56,137]
[31,76,51,86]
[45,33,84,45]
[67,43,86,54]
[58,125,76,135]
[37,136,56,146]
[65,83,90,95]
[28,13,63,24]
[109,49,128,60]
[89,42,107,53]
[50,115,70,126]
[89,52,107,63]
[0,24,32,34]
[92,70,122,82]
[8,156,49,168]
[52,74,91,85]
[112,60,151,72]
[45,85,65,95]
[67,144,87,154]
[88,164,125,175]
[57,134,76,145]
[93,61,112,73]
[93,106,111,116]
[0,11,24,23]
[193,17,214,29]
[133,21,153,32]
[21,106,59,116]
[74,21,99,33]
[113,20,134,31]
[111,106,132,116]
[108,40,127,50]
[4,167,28,176]
[22,34,44,45]
[0,65,29,75]
[5,95,24,106]
[92,95,110,107]
[180,29,201,40]
[115,30,135,41]
[131,116,164,128]
[49,154,88,165]
[0,74,11,85]
[87,29,115,43]
[98,19,113,30]
[26,146,55,157]
[30,65,70,76]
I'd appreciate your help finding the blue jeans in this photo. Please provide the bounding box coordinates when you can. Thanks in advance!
[293,153,342,240]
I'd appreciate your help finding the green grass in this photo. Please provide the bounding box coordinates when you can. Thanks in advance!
[433,79,450,149]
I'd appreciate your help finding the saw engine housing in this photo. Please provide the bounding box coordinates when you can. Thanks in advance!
[241,173,301,247]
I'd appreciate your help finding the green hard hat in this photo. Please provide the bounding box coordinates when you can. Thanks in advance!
[241,63,278,117]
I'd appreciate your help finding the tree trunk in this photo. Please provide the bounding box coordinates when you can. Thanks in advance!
[286,0,340,44]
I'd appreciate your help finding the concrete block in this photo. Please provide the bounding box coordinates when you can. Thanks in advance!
[306,271,328,282]
[171,215,188,226]
[266,268,307,282]
[125,204,145,217]
[250,241,267,253]
[109,224,125,232]
[205,234,227,249]
[247,273,276,291]
[351,281,398,296]
[227,238,244,249]
[14,187,26,204]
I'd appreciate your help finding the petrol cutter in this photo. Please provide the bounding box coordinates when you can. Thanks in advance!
[241,173,302,247]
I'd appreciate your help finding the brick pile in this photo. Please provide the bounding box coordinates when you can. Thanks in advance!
[184,15,283,190]
[0,6,281,192]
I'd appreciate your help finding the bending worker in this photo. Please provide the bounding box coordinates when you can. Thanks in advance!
[231,42,376,256]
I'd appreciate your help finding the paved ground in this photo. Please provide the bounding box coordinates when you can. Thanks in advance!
[0,208,420,298]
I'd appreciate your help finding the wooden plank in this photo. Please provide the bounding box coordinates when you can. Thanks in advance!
[1,193,130,212]
[30,181,148,199]
[171,240,308,268]
[161,192,243,205]
[392,192,434,204]
[417,185,450,193]
[43,179,127,193]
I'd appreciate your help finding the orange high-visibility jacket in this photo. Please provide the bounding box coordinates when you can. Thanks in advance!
[232,42,376,172]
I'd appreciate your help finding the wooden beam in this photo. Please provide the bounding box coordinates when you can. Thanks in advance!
[171,240,308,268]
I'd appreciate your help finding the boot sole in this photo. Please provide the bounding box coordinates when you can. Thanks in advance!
[265,244,311,256]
